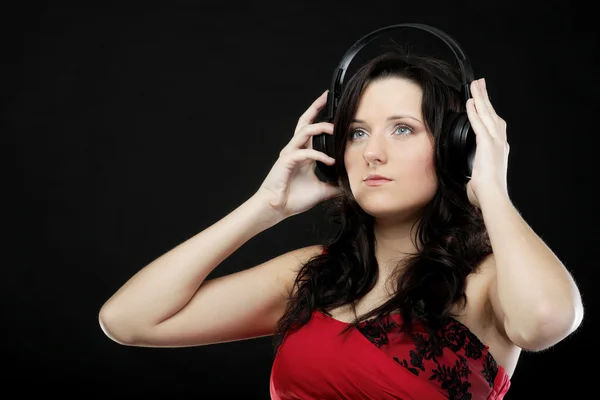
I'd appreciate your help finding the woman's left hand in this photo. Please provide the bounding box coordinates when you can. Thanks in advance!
[465,78,510,209]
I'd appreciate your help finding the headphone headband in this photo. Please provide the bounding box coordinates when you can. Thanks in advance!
[325,23,474,121]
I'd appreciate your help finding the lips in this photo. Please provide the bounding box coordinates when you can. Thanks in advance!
[363,175,392,186]
[365,178,391,182]
[363,174,392,182]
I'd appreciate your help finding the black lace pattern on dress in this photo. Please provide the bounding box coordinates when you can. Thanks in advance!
[356,315,499,400]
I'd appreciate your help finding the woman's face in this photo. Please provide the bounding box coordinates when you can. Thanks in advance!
[344,77,438,222]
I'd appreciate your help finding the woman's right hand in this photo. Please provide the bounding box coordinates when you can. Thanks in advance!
[256,90,342,220]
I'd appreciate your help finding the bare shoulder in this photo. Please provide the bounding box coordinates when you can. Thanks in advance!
[277,244,326,295]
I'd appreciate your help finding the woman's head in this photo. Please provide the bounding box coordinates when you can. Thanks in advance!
[332,51,465,224]
[273,51,490,355]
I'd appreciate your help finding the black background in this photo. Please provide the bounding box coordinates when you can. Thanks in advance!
[4,1,597,398]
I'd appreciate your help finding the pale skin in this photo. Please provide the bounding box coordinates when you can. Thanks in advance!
[336,77,585,376]
[99,77,583,381]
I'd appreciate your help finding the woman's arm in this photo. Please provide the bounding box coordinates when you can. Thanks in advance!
[481,191,584,351]
[98,193,290,346]
[464,77,584,351]
[99,90,340,347]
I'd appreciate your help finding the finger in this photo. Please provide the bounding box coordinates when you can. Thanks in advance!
[294,90,329,134]
[282,122,334,154]
[480,79,508,142]
[480,78,498,115]
[285,148,335,166]
[471,79,495,122]
[292,121,334,149]
[470,80,500,139]
[466,98,490,139]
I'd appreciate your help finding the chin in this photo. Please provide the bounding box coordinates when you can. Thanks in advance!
[357,200,428,222]
[350,179,437,214]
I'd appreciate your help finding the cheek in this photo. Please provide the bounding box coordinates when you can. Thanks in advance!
[344,151,358,177]
[404,145,435,173]
[402,148,438,192]
[418,152,437,180]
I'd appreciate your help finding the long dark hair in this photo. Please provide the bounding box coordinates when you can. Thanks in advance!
[272,50,491,354]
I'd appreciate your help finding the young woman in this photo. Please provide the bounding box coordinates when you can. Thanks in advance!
[99,51,583,399]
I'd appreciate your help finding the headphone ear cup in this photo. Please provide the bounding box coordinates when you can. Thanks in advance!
[440,111,476,183]
[312,105,338,183]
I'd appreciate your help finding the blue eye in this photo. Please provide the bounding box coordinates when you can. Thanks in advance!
[348,129,368,141]
[348,124,414,141]
[393,125,413,135]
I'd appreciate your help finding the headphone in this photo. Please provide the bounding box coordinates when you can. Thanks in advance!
[312,23,476,185]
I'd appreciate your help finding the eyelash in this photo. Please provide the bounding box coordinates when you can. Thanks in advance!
[348,124,414,140]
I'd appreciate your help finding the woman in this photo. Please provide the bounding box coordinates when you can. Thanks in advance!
[99,51,584,399]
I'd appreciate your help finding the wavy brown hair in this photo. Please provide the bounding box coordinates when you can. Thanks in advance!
[272,50,491,354]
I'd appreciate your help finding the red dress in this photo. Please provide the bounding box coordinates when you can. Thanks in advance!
[270,310,510,399]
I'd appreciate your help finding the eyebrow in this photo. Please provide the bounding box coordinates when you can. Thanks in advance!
[351,115,423,124]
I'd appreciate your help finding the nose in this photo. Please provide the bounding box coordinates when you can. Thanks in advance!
[363,133,388,167]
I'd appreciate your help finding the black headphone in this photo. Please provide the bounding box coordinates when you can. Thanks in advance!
[312,23,476,185]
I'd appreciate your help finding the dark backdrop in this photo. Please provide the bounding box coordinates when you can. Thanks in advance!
[4,1,597,399]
